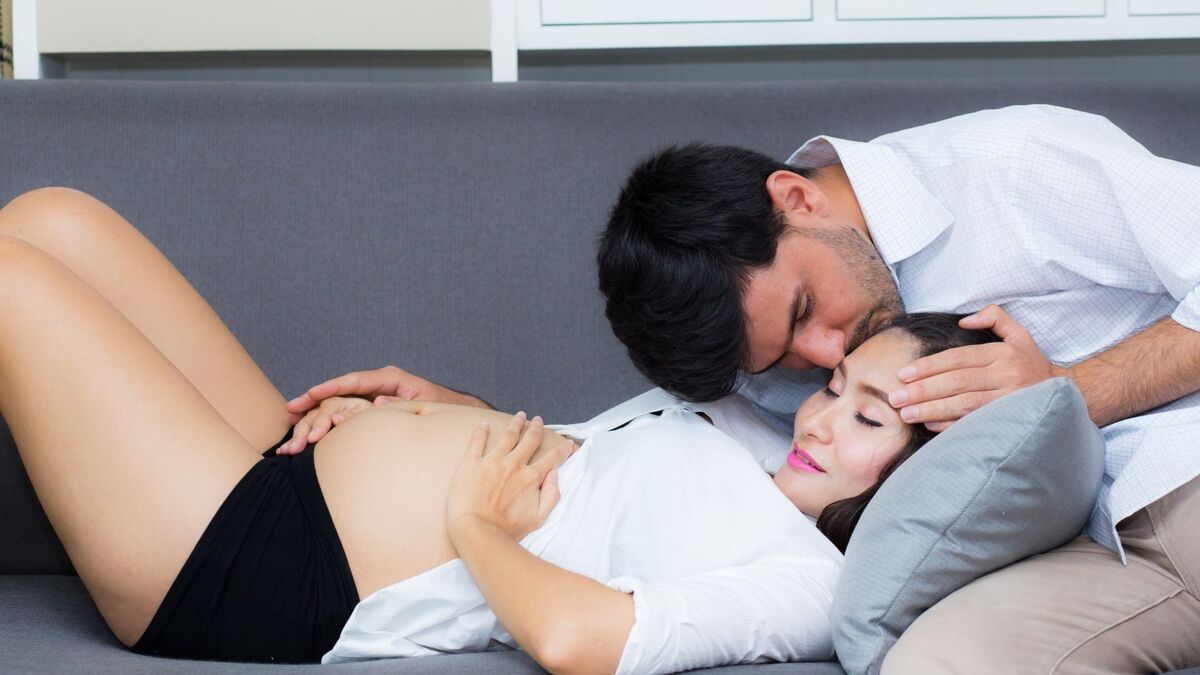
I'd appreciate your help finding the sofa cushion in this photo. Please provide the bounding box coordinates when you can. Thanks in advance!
[0,575,845,674]
[830,378,1105,675]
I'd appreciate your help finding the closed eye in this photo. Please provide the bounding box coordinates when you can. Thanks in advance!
[824,387,883,428]
[855,413,883,428]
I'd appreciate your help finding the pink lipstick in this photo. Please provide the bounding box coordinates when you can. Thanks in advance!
[787,445,826,473]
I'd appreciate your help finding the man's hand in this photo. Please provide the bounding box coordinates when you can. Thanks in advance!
[887,305,1067,432]
[286,365,492,432]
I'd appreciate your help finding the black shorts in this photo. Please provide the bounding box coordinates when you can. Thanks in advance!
[131,430,359,663]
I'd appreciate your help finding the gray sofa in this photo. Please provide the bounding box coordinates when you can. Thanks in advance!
[2,79,1199,674]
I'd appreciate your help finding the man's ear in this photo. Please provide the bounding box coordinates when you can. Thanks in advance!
[765,170,828,219]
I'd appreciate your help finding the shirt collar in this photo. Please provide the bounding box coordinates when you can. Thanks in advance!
[786,136,953,267]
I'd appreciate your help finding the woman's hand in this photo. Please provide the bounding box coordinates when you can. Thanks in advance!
[285,366,493,436]
[276,396,372,455]
[447,412,576,542]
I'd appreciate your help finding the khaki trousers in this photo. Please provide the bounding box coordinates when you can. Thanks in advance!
[882,474,1200,675]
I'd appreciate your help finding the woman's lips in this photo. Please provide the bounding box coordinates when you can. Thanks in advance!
[787,445,826,474]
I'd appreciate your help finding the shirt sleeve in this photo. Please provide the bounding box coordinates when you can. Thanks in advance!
[1009,106,1200,332]
[605,555,839,675]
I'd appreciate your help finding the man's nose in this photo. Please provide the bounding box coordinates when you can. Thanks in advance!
[790,329,844,370]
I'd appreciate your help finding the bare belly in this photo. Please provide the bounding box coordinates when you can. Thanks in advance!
[312,402,568,600]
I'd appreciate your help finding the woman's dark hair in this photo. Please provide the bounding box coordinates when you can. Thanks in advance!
[597,143,809,402]
[815,312,1001,553]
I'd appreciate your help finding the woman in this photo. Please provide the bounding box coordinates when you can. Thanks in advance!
[0,188,994,673]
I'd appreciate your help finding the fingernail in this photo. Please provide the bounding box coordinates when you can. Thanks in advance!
[533,415,543,424]
[901,406,918,422]
[516,411,527,419]
[889,390,908,406]
[899,366,916,381]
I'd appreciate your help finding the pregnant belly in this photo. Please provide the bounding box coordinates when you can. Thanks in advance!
[312,402,567,600]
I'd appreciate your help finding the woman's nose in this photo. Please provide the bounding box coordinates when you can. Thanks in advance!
[800,405,834,444]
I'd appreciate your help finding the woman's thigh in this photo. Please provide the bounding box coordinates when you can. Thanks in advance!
[0,187,288,451]
[0,236,260,648]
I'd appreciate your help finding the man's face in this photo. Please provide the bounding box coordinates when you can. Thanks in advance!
[742,225,903,372]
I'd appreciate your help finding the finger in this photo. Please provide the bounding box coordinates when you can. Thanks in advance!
[308,412,334,443]
[331,399,371,425]
[898,343,998,383]
[511,416,545,464]
[925,420,953,433]
[959,305,1033,344]
[294,369,398,409]
[531,439,576,473]
[468,422,490,458]
[373,395,398,406]
[490,411,527,457]
[285,393,317,414]
[898,390,996,425]
[537,469,561,521]
[889,366,992,408]
[287,412,302,426]
[286,418,312,455]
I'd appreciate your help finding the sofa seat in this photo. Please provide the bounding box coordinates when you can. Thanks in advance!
[0,575,846,674]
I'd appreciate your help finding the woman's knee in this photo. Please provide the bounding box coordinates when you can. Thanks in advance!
[0,186,120,245]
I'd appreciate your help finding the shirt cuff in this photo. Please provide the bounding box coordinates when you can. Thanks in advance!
[605,576,656,675]
[1170,286,1200,333]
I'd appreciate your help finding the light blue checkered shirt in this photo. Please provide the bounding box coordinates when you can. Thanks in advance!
[740,104,1200,562]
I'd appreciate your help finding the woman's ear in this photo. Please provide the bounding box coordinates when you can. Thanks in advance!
[765,170,829,219]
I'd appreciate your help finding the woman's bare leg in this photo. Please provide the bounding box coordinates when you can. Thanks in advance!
[0,187,288,451]
[0,236,262,647]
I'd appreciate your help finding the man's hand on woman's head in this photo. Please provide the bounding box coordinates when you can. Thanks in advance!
[285,365,493,444]
[887,305,1068,432]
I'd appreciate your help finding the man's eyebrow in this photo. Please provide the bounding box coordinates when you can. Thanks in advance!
[836,362,896,409]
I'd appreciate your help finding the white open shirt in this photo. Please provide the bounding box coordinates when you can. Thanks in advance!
[322,389,840,674]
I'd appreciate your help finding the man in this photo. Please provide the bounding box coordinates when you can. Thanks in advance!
[289,105,1200,672]
[597,104,1200,673]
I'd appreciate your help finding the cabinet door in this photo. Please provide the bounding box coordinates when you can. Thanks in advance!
[541,0,812,25]
[1129,0,1200,16]
[837,0,1104,20]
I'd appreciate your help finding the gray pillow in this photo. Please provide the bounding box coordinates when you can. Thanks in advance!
[830,377,1105,675]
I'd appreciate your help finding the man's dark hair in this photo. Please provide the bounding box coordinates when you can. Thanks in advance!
[815,312,1002,552]
[598,143,808,402]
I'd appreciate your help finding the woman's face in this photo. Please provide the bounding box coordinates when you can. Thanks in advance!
[773,329,918,518]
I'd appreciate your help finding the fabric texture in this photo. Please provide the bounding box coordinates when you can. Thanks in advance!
[327,403,842,673]
[882,475,1200,675]
[132,436,358,664]
[829,378,1105,675]
[742,104,1200,561]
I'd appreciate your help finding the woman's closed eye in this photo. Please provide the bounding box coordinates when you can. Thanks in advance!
[822,386,884,428]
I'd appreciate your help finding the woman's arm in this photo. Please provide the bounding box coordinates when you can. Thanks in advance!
[446,414,633,675]
[450,516,633,675]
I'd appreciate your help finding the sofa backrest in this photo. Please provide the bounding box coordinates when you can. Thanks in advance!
[2,79,1198,574]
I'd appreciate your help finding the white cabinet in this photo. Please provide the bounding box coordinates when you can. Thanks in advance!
[837,0,1104,20]
[540,0,811,25]
[511,0,1200,63]
[1129,0,1200,16]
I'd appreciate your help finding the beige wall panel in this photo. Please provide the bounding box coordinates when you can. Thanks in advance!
[38,0,490,53]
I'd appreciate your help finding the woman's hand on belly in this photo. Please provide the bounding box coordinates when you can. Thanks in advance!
[446,413,576,542]
[311,404,573,601]
[277,396,373,455]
